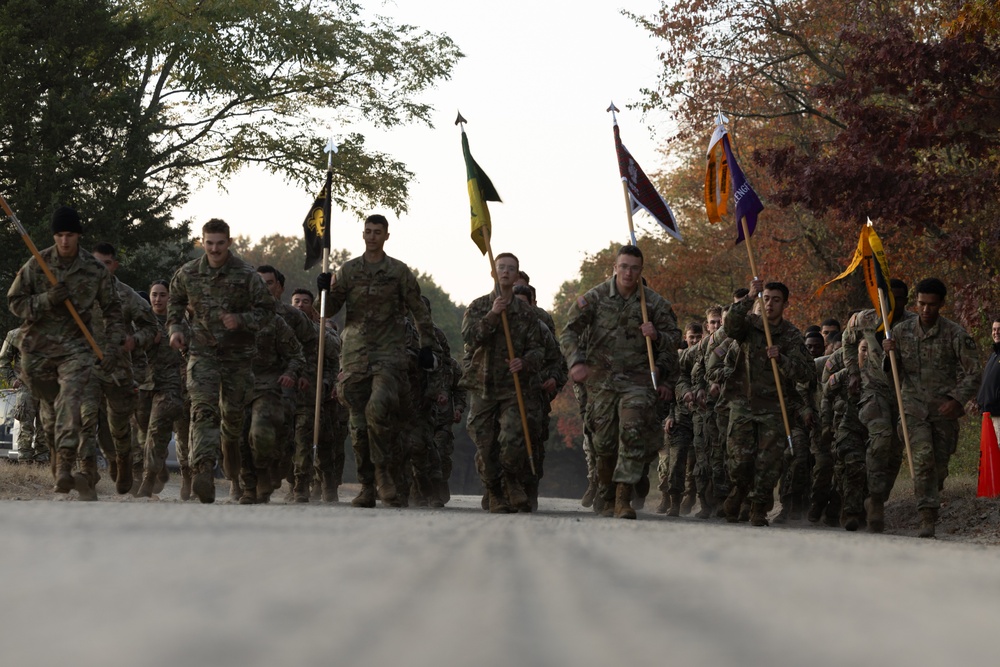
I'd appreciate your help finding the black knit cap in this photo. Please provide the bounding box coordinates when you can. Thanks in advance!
[51,206,82,234]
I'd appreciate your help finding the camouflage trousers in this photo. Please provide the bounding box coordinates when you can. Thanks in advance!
[525,394,548,482]
[726,403,786,504]
[21,352,94,458]
[587,384,660,485]
[244,387,287,469]
[859,391,904,502]
[136,387,184,474]
[657,413,693,495]
[433,421,455,481]
[318,398,348,486]
[467,393,529,484]
[704,406,729,499]
[341,368,408,485]
[186,355,252,469]
[174,395,192,468]
[82,375,137,463]
[904,414,959,511]
[14,390,49,460]
[833,426,867,517]
[574,383,597,484]
[810,424,835,510]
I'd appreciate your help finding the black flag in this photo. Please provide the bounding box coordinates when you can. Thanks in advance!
[303,170,332,270]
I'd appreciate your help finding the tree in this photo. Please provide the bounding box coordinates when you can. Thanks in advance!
[1,0,461,334]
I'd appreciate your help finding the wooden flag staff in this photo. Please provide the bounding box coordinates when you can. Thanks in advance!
[877,287,915,478]
[313,138,337,450]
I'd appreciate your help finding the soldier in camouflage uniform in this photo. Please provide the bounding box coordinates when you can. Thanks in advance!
[721,280,814,526]
[167,219,275,504]
[257,266,326,503]
[316,214,438,508]
[135,280,187,497]
[561,245,680,520]
[842,279,913,533]
[1,327,50,463]
[240,309,304,504]
[882,278,980,538]
[463,252,545,513]
[658,324,701,516]
[8,206,124,500]
[435,353,467,504]
[689,309,731,516]
[514,285,568,511]
[83,242,159,494]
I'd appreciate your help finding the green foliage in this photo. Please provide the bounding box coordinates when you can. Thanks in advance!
[1,0,461,333]
[415,272,465,357]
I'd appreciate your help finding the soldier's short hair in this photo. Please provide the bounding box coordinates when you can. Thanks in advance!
[517,270,530,284]
[291,288,314,302]
[617,245,643,263]
[915,278,947,299]
[92,242,117,257]
[684,321,703,335]
[764,282,789,301]
[513,285,532,300]
[805,324,821,334]
[890,278,908,293]
[705,305,723,319]
[365,214,389,230]
[495,252,519,269]
[805,330,825,343]
[733,287,750,300]
[821,317,840,330]
[826,330,843,344]
[202,218,230,237]
[256,264,285,287]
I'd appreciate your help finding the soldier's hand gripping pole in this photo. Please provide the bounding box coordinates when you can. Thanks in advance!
[877,287,915,479]
[0,193,104,360]
[741,218,794,455]
[483,229,536,476]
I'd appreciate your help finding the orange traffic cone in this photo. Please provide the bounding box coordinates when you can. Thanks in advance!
[976,412,1000,498]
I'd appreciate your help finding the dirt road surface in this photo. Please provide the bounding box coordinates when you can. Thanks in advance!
[1,489,996,667]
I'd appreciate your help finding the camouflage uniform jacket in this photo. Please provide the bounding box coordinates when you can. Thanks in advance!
[142,313,185,393]
[842,308,915,395]
[820,347,864,437]
[253,312,305,391]
[673,345,699,417]
[8,246,124,359]
[560,277,681,393]
[326,254,436,376]
[1,327,22,385]
[166,250,274,361]
[890,315,980,421]
[722,294,814,412]
[91,275,158,386]
[462,292,544,400]
[277,302,319,368]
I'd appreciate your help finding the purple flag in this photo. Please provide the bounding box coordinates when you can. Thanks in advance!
[720,134,764,245]
[613,122,681,241]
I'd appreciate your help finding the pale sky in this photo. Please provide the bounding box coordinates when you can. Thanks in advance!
[177,0,675,309]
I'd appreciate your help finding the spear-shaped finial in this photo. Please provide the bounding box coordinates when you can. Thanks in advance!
[455,110,467,127]
[715,110,729,127]
[607,101,620,123]
[324,137,337,170]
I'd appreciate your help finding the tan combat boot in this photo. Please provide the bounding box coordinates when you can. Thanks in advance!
[374,466,398,505]
[488,481,512,514]
[229,480,243,502]
[153,463,169,494]
[54,448,75,493]
[680,492,696,516]
[136,471,157,498]
[655,493,669,514]
[256,467,274,504]
[293,474,310,503]
[865,497,884,534]
[581,478,597,508]
[179,464,193,501]
[239,486,258,505]
[351,484,377,508]
[695,493,714,519]
[917,508,937,538]
[73,457,100,501]
[596,456,616,517]
[505,473,530,512]
[749,501,769,527]
[614,483,637,520]
[666,493,682,517]
[192,461,216,504]
[115,454,132,495]
[130,461,143,495]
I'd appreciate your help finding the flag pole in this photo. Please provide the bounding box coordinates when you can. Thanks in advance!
[608,103,658,390]
[313,138,337,449]
[457,114,536,477]
[877,286,915,478]
[0,192,104,360]
[740,218,795,455]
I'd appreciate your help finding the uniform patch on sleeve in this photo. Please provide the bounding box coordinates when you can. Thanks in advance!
[713,346,726,358]
[576,296,589,309]
[825,358,836,371]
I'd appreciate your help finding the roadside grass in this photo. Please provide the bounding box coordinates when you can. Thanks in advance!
[0,460,114,500]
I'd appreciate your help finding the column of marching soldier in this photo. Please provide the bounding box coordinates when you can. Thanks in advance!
[4,207,982,538]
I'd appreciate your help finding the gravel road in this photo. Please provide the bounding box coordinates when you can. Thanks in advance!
[1,488,996,667]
